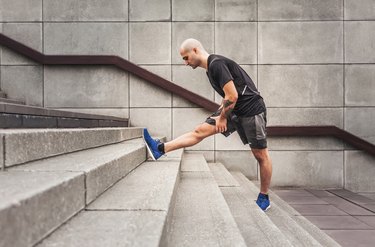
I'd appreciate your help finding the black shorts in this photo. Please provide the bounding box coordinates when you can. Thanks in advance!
[205,111,268,149]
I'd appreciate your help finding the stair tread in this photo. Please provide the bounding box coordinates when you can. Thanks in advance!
[35,149,184,247]
[0,170,85,247]
[87,160,180,211]
[1,127,142,168]
[11,138,144,173]
[208,162,240,187]
[167,153,246,247]
[220,185,292,247]
[235,174,339,247]
[12,138,146,203]
[36,210,167,247]
[0,170,84,210]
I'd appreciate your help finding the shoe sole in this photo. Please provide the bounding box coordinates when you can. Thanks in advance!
[264,204,271,212]
[142,135,157,161]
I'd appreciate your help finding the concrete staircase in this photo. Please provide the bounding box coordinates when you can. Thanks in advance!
[0,128,340,247]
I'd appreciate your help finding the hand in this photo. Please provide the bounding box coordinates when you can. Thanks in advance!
[212,116,227,133]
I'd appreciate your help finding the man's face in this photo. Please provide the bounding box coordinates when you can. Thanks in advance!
[180,48,199,69]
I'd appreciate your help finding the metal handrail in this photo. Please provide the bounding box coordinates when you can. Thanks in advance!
[1,33,374,156]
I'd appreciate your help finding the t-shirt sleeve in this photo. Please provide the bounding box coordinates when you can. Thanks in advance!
[209,61,233,89]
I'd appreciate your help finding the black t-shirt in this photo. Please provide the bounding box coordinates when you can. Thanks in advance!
[206,54,266,117]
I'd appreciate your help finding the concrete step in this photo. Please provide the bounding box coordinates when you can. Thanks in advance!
[234,173,339,247]
[0,138,146,247]
[208,163,239,187]
[208,163,292,246]
[255,182,342,247]
[166,153,246,247]
[35,149,184,247]
[0,127,142,169]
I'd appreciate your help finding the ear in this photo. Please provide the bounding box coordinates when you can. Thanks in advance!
[192,47,198,54]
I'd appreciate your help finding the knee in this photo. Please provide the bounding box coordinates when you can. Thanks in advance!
[193,126,204,139]
[253,150,270,164]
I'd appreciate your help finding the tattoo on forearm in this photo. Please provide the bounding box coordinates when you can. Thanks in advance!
[221,99,235,118]
[223,99,234,108]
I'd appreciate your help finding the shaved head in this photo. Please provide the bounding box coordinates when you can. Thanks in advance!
[179,38,209,70]
[180,38,205,53]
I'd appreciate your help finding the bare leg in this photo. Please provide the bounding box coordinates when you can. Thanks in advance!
[164,123,216,153]
[251,148,272,194]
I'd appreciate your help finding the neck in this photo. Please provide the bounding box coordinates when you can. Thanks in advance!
[199,52,210,70]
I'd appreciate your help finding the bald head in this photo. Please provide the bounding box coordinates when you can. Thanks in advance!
[180,38,206,53]
[179,38,209,70]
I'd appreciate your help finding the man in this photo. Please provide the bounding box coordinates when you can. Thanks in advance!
[143,38,272,211]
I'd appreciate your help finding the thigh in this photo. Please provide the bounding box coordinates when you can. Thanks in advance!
[239,112,268,149]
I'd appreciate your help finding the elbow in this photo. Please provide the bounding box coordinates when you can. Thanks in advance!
[231,94,238,104]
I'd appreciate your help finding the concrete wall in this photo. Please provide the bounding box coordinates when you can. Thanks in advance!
[0,0,374,191]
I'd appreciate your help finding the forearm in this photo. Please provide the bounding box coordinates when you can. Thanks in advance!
[219,96,237,119]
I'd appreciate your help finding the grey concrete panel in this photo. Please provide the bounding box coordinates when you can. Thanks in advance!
[215,150,258,179]
[173,108,214,151]
[1,66,43,106]
[2,128,142,167]
[268,136,344,151]
[345,65,375,106]
[259,22,343,64]
[0,0,42,21]
[345,0,375,20]
[1,23,42,65]
[44,66,128,108]
[0,171,85,247]
[215,22,257,64]
[172,22,214,64]
[44,0,128,21]
[88,161,180,211]
[345,21,375,63]
[269,151,343,188]
[345,107,375,144]
[130,0,170,21]
[215,0,256,21]
[172,65,214,107]
[129,108,172,140]
[0,134,3,170]
[259,0,342,21]
[52,108,129,119]
[36,211,167,247]
[216,131,248,151]
[172,0,214,21]
[259,65,343,107]
[130,65,172,107]
[44,23,128,58]
[268,108,344,127]
[129,22,171,64]
[184,150,215,163]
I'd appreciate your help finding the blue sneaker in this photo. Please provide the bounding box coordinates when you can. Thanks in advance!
[256,193,271,211]
[143,128,164,161]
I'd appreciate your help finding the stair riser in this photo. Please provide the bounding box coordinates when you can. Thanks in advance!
[86,146,146,204]
[1,128,142,168]
[0,174,85,247]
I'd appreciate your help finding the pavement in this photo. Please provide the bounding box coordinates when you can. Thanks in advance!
[273,189,375,247]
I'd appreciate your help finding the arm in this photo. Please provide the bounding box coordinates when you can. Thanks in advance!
[215,80,238,133]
